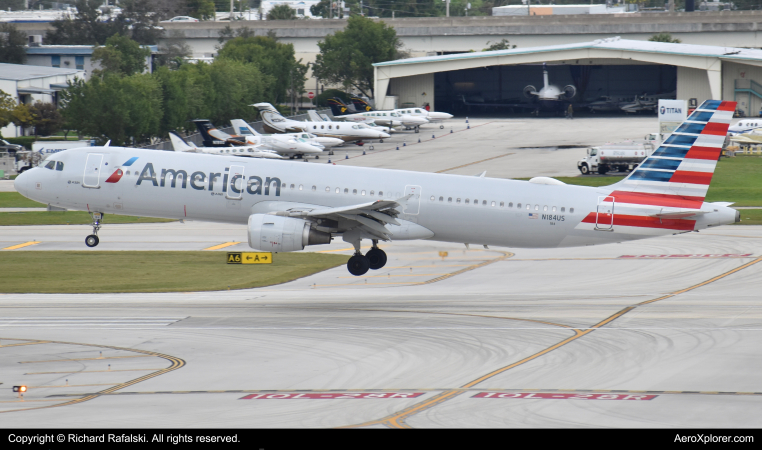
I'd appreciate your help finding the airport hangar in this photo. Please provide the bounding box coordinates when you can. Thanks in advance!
[374,38,762,116]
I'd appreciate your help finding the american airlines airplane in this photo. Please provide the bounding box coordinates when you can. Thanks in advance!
[13,100,739,276]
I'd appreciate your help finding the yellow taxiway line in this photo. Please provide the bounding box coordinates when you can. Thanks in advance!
[203,241,241,251]
[2,241,41,250]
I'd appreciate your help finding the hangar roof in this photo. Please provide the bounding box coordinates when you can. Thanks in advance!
[374,37,762,67]
[0,63,81,81]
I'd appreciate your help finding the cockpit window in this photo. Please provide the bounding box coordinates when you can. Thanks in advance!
[56,161,64,171]
[45,161,55,170]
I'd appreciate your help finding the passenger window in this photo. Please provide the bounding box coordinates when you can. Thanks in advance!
[45,161,54,170]
[509,202,513,207]
[474,199,478,205]
[570,208,574,213]
[465,199,470,204]
[552,206,556,212]
[56,161,64,171]
[344,188,349,194]
[439,196,443,201]
[448,197,452,203]
[517,203,521,208]
[353,189,357,195]
[483,200,487,206]
[491,201,496,207]
[500,202,504,207]
[430,196,435,201]
[336,188,340,193]
[313,126,317,129]
[290,184,295,189]
[370,190,374,196]
[312,186,316,191]
[326,186,330,192]
[379,191,383,197]
[299,184,303,190]
[329,125,332,130]
[456,198,461,203]
[321,125,324,129]
[337,125,340,129]
[535,205,539,211]
[361,190,365,195]
[543,206,548,211]
[126,171,130,175]
[526,204,530,210]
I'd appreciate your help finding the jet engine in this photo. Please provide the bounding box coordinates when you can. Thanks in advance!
[563,85,577,99]
[248,214,331,252]
[523,85,537,98]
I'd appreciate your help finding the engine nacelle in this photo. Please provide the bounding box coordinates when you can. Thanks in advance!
[248,214,331,252]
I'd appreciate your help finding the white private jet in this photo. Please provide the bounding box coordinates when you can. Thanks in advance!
[327,98,428,129]
[230,119,345,151]
[305,110,393,136]
[14,100,738,276]
[349,97,453,127]
[728,118,762,135]
[192,119,322,159]
[168,132,285,159]
[253,103,390,143]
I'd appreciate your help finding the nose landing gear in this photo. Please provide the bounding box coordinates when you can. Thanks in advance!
[85,212,103,248]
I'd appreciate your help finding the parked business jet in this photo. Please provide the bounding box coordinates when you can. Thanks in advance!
[253,103,390,143]
[327,98,427,129]
[230,119,344,150]
[349,96,454,125]
[193,119,322,159]
[168,132,284,159]
[14,100,738,276]
[305,110,394,136]
[522,63,577,114]
[728,118,762,135]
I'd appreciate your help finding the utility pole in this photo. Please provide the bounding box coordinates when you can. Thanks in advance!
[230,0,234,20]
[446,0,450,17]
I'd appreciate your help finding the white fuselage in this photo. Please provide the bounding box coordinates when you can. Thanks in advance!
[14,147,737,250]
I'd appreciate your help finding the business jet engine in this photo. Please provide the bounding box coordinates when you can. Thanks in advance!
[523,85,537,98]
[563,85,577,99]
[248,214,331,252]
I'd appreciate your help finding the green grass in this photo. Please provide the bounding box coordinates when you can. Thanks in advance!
[0,211,175,226]
[0,251,347,293]
[0,192,45,208]
[735,209,762,226]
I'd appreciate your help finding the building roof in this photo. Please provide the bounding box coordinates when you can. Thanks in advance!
[0,63,81,81]
[374,37,762,67]
[26,45,160,56]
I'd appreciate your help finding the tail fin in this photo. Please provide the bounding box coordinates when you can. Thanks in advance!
[168,131,196,152]
[350,96,374,112]
[327,98,350,116]
[230,119,261,137]
[191,119,228,146]
[307,110,325,122]
[608,100,735,209]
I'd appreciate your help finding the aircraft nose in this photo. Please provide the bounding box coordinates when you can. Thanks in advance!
[379,132,391,139]
[14,169,32,198]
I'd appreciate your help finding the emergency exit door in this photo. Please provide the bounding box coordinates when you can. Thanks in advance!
[403,185,422,215]
[83,153,103,188]
[596,196,615,230]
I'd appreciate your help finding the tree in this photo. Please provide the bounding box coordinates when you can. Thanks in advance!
[310,0,329,17]
[649,33,681,44]
[10,103,37,135]
[483,39,516,51]
[313,15,402,98]
[0,89,16,131]
[60,73,163,145]
[46,0,127,45]
[119,0,165,45]
[217,35,304,104]
[188,0,216,20]
[267,4,297,20]
[156,30,193,70]
[0,23,27,64]
[29,101,63,137]
[92,34,150,76]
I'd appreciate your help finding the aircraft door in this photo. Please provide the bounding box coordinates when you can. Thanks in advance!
[403,185,422,215]
[596,196,615,230]
[226,165,245,200]
[83,153,103,188]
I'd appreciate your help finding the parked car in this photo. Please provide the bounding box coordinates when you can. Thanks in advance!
[160,16,199,23]
[0,139,23,154]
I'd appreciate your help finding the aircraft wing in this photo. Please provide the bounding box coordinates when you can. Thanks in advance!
[255,196,411,241]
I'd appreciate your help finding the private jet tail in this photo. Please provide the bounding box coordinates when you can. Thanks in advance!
[350,96,374,112]
[168,131,197,152]
[230,119,261,138]
[607,100,735,210]
[306,110,326,122]
[326,98,352,116]
[191,119,230,147]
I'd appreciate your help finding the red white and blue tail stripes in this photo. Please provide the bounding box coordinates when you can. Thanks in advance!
[578,100,735,234]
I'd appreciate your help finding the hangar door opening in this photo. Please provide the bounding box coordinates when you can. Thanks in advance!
[434,64,677,114]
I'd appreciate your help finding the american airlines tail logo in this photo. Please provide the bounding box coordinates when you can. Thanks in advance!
[105,157,138,183]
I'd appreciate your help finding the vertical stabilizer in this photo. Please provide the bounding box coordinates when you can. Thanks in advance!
[168,131,196,152]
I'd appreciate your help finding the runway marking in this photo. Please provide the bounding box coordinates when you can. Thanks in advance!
[348,255,762,428]
[2,241,41,250]
[25,369,166,374]
[240,392,425,400]
[19,355,151,364]
[27,384,116,389]
[0,338,185,415]
[435,153,515,174]
[0,399,68,404]
[0,341,49,347]
[203,241,241,250]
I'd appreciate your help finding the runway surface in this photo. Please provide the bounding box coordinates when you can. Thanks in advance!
[2,222,762,427]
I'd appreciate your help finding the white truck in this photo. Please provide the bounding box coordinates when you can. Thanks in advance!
[577,142,656,175]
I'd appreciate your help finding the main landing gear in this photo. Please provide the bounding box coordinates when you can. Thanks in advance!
[85,212,103,247]
[346,240,387,276]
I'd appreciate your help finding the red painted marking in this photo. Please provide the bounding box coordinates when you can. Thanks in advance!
[619,254,752,259]
[472,392,657,400]
[239,392,424,400]
[701,122,730,135]
[105,168,123,183]
[184,205,187,217]
[582,213,696,231]
[609,191,704,209]
[685,146,721,161]
[718,101,737,112]
[670,170,713,185]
